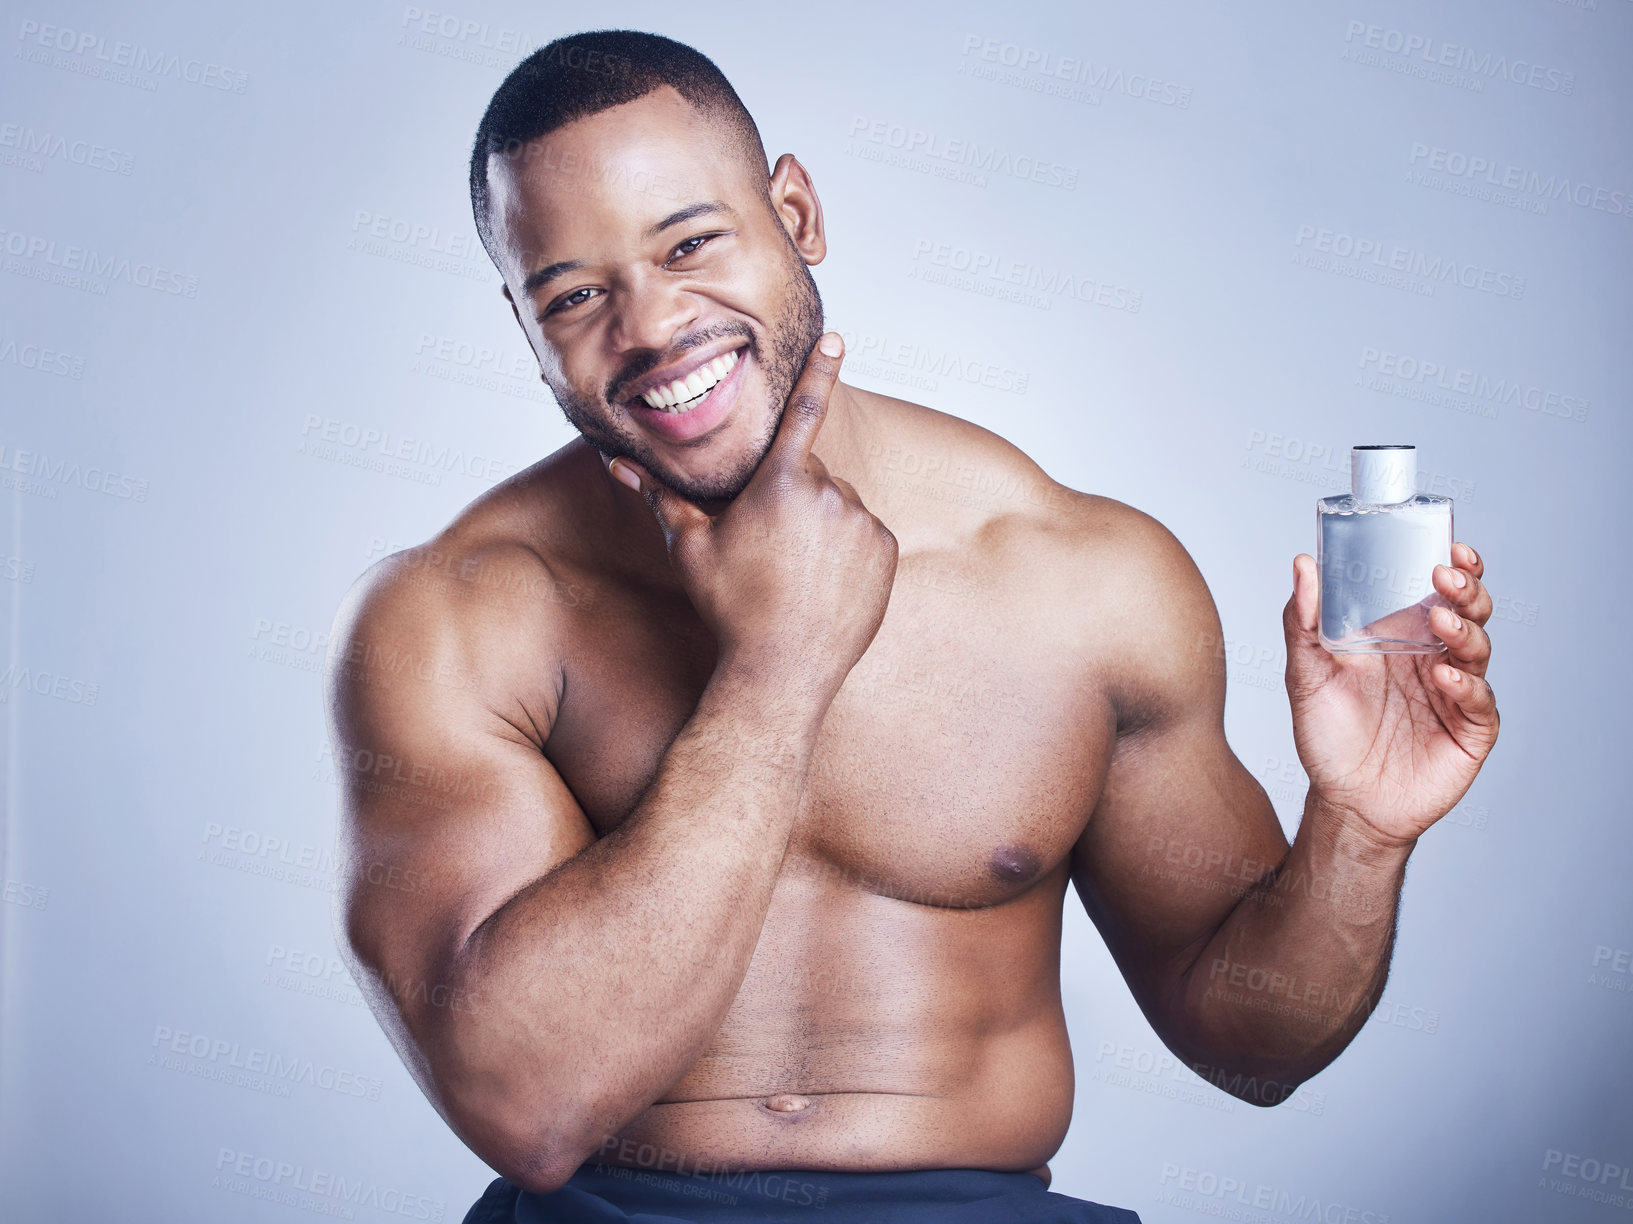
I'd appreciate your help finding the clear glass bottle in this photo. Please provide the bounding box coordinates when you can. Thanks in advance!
[1317,445,1453,654]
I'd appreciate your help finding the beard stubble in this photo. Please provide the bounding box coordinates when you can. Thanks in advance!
[547,250,825,505]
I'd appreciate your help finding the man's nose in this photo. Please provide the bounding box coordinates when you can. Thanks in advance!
[608,272,695,354]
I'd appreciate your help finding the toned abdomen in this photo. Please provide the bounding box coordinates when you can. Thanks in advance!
[601,862,1077,1173]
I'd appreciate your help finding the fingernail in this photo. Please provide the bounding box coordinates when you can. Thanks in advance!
[1447,668,1463,683]
[1451,568,1467,588]
[818,333,843,357]
[1467,545,1480,565]
[609,460,640,491]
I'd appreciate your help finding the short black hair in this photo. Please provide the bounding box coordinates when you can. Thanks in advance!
[469,30,768,267]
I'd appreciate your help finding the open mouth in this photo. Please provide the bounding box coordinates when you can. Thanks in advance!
[637,349,741,414]
[622,342,751,444]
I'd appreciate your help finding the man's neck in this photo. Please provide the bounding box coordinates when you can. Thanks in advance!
[806,379,885,501]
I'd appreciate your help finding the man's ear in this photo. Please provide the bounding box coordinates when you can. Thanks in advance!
[767,153,827,266]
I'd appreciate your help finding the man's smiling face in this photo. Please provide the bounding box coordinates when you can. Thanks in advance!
[485,85,825,505]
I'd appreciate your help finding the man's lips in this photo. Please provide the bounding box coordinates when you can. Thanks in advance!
[625,344,749,443]
[619,339,749,407]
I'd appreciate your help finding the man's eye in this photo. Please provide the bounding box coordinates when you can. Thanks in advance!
[666,234,715,263]
[548,287,600,315]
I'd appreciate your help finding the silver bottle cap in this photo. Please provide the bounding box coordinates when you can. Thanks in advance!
[1351,445,1416,504]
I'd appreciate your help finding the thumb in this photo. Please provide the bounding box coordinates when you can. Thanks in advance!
[607,457,710,550]
[1283,553,1331,697]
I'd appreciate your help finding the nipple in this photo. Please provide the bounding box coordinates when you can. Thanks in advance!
[761,1093,813,1113]
[988,844,1042,884]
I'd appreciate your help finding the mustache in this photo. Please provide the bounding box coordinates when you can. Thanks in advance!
[605,322,755,404]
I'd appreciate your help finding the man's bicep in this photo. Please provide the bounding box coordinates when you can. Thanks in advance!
[1067,510,1287,1022]
[335,702,593,993]
[324,561,596,1041]
[1072,711,1287,1011]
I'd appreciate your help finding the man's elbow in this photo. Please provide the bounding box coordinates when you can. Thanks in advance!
[1236,1076,1304,1108]
[1186,1056,1312,1109]
[444,1075,619,1195]
[493,1144,584,1196]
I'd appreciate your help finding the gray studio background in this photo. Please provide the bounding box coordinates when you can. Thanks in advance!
[1,1,1628,1220]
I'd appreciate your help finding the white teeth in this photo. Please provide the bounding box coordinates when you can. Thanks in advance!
[639,348,740,413]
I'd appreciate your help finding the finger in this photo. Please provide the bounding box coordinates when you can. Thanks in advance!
[763,332,844,473]
[1283,553,1332,695]
[1432,662,1500,738]
[1433,563,1492,625]
[1429,604,1491,678]
[1452,540,1484,580]
[607,457,710,548]
[802,448,833,484]
[1285,553,1318,636]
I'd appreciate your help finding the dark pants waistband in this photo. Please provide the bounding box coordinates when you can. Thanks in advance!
[464,1162,1143,1223]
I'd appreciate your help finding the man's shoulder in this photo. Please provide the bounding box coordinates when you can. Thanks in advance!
[884,394,1190,581]
[353,467,584,615]
[1003,474,1223,729]
[339,531,570,637]
[890,398,1221,698]
[865,395,1064,531]
[984,487,1212,667]
[325,441,599,703]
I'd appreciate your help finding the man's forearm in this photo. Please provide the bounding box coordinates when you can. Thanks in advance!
[1174,793,1413,1098]
[440,660,831,1174]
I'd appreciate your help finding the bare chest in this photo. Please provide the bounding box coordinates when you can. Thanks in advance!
[546,556,1115,908]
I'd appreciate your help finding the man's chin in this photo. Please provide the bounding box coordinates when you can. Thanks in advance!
[618,409,780,507]
[648,451,766,507]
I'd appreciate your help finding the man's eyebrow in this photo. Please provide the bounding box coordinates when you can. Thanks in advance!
[521,258,584,298]
[519,202,736,299]
[643,200,735,239]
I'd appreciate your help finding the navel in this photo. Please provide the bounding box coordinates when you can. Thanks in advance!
[988,843,1042,884]
[760,1093,814,1114]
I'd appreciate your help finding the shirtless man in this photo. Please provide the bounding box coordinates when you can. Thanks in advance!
[324,31,1500,1224]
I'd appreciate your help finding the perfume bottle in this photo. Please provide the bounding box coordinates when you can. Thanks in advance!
[1317,445,1453,654]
